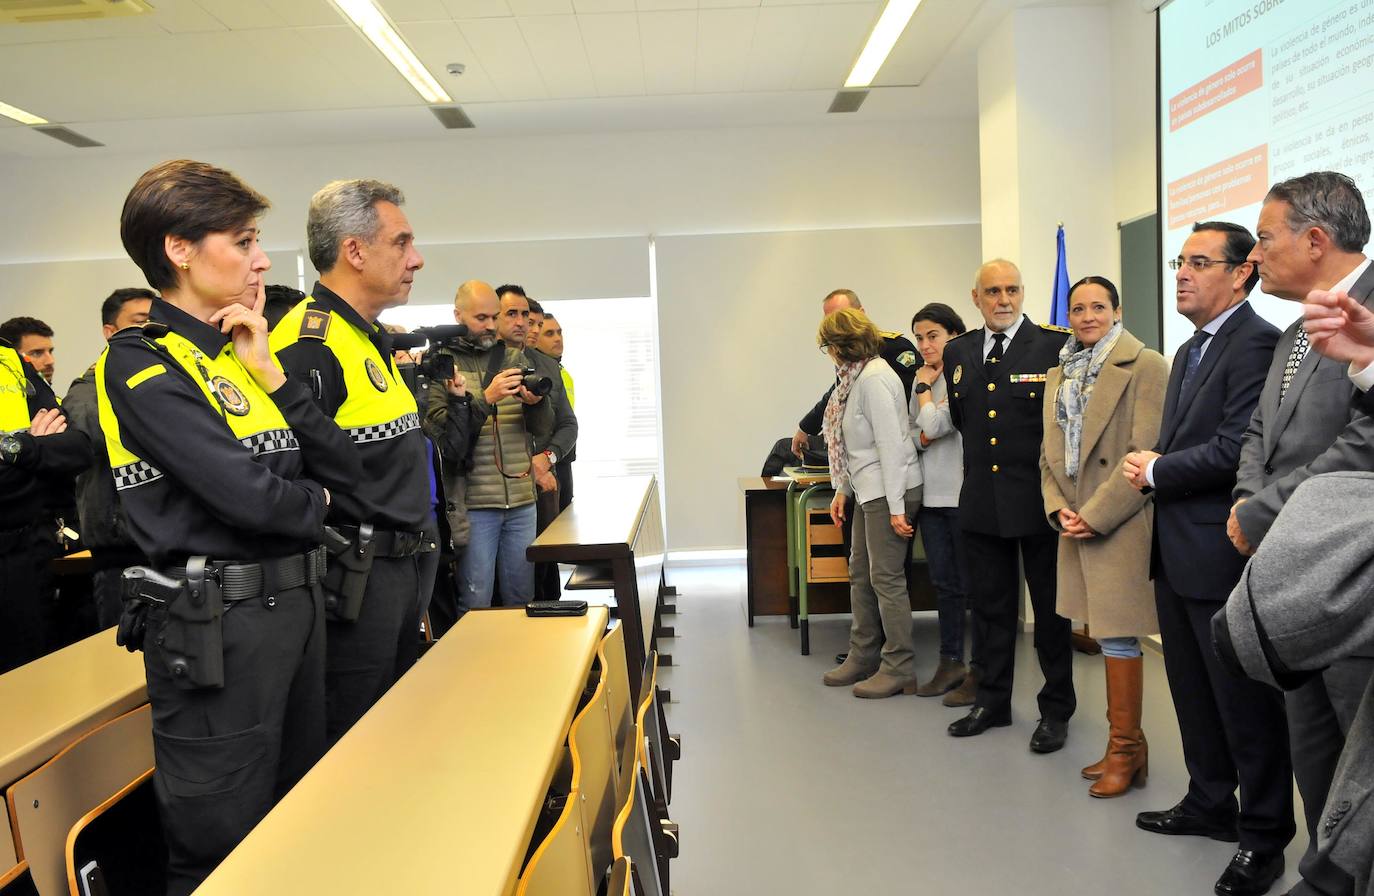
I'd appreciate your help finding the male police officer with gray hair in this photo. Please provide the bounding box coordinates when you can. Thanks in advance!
[271,179,432,745]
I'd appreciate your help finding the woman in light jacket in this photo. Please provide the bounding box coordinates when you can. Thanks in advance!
[819,308,923,698]
[908,303,975,700]
[1040,276,1167,798]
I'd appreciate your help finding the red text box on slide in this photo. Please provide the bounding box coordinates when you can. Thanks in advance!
[1167,145,1270,230]
[1169,50,1264,132]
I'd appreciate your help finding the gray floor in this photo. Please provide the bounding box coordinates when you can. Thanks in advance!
[657,563,1308,896]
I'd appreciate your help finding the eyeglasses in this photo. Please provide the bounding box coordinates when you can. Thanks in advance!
[818,343,831,354]
[1168,256,1241,272]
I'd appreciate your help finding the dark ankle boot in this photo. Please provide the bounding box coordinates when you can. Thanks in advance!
[916,657,967,697]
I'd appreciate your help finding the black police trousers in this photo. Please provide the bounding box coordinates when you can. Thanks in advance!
[325,553,421,745]
[0,525,46,674]
[144,580,326,896]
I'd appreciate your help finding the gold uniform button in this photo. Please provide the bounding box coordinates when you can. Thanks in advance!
[987,383,996,392]
[990,437,998,446]
[992,464,1000,472]
[988,410,997,419]
[1030,391,1037,398]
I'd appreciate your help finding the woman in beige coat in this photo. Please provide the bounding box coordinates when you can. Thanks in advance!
[1040,276,1167,799]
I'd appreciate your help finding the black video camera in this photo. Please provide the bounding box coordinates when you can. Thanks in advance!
[390,324,468,383]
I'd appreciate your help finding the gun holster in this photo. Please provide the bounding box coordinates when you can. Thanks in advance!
[322,524,376,623]
[121,558,225,689]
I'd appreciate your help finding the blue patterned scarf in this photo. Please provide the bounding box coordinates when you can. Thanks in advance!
[1055,321,1122,480]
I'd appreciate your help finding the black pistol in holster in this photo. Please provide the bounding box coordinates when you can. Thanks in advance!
[322,524,376,623]
[120,558,225,690]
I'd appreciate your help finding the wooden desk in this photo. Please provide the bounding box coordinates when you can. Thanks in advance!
[195,607,609,896]
[739,477,936,631]
[528,475,665,697]
[0,628,146,786]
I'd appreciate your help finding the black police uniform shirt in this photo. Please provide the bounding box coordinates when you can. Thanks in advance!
[799,331,920,435]
[271,283,431,532]
[942,315,1069,539]
[0,338,91,531]
[96,299,358,568]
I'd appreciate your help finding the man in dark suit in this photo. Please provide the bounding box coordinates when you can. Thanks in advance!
[1230,172,1373,896]
[1124,221,1291,896]
[941,258,1075,751]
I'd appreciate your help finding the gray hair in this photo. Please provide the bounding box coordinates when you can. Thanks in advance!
[823,288,861,310]
[1266,172,1370,253]
[306,179,405,273]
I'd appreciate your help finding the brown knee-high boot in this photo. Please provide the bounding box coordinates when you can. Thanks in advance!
[1089,655,1147,798]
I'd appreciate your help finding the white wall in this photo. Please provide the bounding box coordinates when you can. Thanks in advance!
[1111,0,1160,228]
[0,118,982,551]
[657,223,982,551]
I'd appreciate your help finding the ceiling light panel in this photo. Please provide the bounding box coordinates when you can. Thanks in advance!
[329,0,453,103]
[0,100,47,125]
[845,0,923,88]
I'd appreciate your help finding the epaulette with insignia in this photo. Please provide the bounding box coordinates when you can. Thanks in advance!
[300,309,331,340]
[1041,323,1071,333]
[946,330,976,342]
[139,321,170,339]
[879,330,902,339]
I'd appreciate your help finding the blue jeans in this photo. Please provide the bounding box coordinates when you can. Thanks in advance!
[917,506,967,661]
[458,503,537,610]
[1100,636,1141,658]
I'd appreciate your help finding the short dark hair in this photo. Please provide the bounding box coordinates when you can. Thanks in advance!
[100,288,157,327]
[495,284,527,299]
[263,284,306,332]
[0,316,54,345]
[1068,275,1121,310]
[121,160,270,291]
[1265,171,1370,253]
[911,303,967,337]
[527,298,545,315]
[1192,220,1260,294]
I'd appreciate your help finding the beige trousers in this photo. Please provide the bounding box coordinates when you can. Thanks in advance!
[847,487,922,678]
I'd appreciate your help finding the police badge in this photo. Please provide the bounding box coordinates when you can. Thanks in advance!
[365,358,389,392]
[952,364,963,385]
[210,376,251,416]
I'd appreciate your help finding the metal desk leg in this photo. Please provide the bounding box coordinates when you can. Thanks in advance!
[796,483,829,656]
[785,481,799,628]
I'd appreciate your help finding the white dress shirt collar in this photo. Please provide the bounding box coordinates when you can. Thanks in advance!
[983,314,1026,359]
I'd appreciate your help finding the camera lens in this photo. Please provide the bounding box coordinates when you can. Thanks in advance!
[522,373,553,397]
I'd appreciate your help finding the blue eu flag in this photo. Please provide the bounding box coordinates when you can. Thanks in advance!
[1051,224,1070,328]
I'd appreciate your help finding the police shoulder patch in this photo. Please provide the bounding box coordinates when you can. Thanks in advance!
[1040,323,1071,334]
[896,350,917,368]
[300,309,331,341]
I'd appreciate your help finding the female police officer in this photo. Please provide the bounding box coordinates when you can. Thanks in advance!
[98,160,360,895]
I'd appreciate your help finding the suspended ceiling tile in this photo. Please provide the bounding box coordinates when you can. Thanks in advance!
[636,0,697,11]
[743,5,806,92]
[459,17,549,100]
[378,0,454,22]
[193,0,288,30]
[695,7,757,93]
[400,20,505,102]
[442,0,515,18]
[578,12,644,96]
[639,10,697,94]
[508,0,576,13]
[791,2,876,89]
[257,0,347,27]
[519,15,596,98]
[874,0,983,86]
[145,0,229,34]
[571,0,636,10]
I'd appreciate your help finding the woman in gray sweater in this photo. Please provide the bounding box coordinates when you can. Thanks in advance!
[819,308,924,698]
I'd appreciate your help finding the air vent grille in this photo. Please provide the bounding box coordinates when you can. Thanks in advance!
[34,125,104,148]
[827,90,870,114]
[430,106,475,129]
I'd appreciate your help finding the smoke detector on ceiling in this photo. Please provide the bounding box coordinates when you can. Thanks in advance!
[0,0,153,24]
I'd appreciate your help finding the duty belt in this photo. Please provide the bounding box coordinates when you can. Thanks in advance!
[165,545,327,602]
[335,524,426,558]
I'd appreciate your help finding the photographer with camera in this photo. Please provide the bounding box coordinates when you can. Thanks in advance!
[422,280,553,610]
[271,179,434,745]
[495,286,577,599]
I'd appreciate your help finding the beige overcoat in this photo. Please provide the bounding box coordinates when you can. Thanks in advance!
[1040,329,1168,638]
